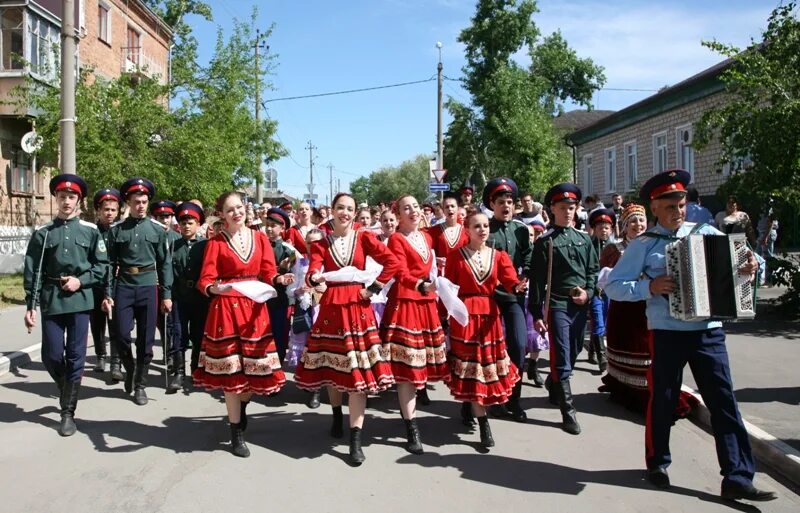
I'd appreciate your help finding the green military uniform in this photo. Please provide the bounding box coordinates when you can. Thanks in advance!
[108,217,173,293]
[170,235,209,377]
[268,238,295,362]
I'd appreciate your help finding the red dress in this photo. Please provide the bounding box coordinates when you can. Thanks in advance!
[444,247,521,405]
[192,230,286,395]
[599,243,697,416]
[380,232,449,388]
[286,224,315,256]
[295,229,400,393]
[428,222,468,266]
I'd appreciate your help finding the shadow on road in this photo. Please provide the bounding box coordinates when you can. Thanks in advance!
[724,320,799,340]
[735,387,800,406]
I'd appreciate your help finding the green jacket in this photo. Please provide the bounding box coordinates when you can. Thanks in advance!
[529,226,599,319]
[107,216,173,298]
[24,216,109,316]
[487,217,531,305]
[172,236,207,303]
[268,238,295,308]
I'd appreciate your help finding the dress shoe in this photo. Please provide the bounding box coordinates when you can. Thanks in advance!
[646,468,671,489]
[721,483,777,502]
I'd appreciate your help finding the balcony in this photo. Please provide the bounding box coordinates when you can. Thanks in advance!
[120,47,166,85]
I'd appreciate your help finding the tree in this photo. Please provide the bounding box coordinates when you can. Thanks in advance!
[444,0,605,197]
[350,155,432,205]
[695,2,800,212]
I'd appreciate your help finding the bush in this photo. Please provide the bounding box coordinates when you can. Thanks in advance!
[767,254,800,316]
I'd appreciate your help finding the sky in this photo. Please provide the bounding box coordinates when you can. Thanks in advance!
[188,0,780,203]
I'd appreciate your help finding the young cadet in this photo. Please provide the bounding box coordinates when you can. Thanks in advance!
[90,188,122,379]
[483,177,530,422]
[586,207,615,372]
[23,174,108,436]
[605,170,777,502]
[151,200,181,354]
[106,178,173,406]
[263,207,298,362]
[529,183,598,435]
[166,202,208,393]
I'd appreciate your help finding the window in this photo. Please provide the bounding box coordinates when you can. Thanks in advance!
[10,146,33,194]
[0,7,25,71]
[676,125,695,182]
[583,155,593,194]
[26,13,59,80]
[605,147,616,192]
[653,131,667,174]
[98,4,110,43]
[125,26,141,66]
[624,141,638,190]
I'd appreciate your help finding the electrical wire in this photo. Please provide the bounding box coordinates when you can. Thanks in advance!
[262,77,436,104]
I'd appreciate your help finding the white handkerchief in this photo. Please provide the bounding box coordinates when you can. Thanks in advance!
[322,266,381,285]
[229,280,277,303]
[435,276,469,327]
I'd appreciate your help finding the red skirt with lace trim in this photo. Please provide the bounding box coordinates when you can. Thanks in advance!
[380,298,449,388]
[192,295,286,395]
[446,312,520,406]
[295,299,395,393]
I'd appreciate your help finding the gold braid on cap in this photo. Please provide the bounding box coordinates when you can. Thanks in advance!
[620,203,646,228]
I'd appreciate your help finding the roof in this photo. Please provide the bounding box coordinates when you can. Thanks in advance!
[567,58,734,145]
[553,110,615,132]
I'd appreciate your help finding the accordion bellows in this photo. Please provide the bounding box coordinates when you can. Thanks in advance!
[665,233,755,321]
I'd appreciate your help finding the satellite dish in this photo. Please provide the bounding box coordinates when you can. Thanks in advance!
[21,131,44,154]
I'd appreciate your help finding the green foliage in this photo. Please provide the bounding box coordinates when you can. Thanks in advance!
[349,155,432,205]
[443,0,605,198]
[695,2,800,212]
[767,254,800,317]
[8,6,283,205]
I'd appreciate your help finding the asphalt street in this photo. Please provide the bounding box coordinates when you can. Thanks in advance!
[1,355,798,513]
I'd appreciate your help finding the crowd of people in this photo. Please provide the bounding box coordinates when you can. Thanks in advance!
[22,170,777,502]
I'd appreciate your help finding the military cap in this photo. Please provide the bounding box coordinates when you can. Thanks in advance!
[93,187,122,208]
[49,174,88,198]
[482,177,519,209]
[589,207,616,228]
[459,184,474,194]
[544,183,582,205]
[265,207,291,230]
[529,219,547,232]
[279,200,293,210]
[639,169,690,204]
[120,177,156,199]
[176,202,205,224]
[150,200,177,217]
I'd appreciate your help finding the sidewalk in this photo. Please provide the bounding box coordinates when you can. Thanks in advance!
[0,306,42,376]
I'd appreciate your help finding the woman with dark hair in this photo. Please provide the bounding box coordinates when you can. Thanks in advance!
[380,195,449,454]
[285,202,317,256]
[192,191,296,458]
[294,192,401,465]
[715,195,757,247]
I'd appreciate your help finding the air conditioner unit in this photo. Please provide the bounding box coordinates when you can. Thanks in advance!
[682,129,693,146]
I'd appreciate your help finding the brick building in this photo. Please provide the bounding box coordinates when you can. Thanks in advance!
[567,59,741,214]
[0,0,171,271]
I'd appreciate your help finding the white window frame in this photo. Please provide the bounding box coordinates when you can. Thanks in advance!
[623,140,638,191]
[653,131,667,175]
[676,124,695,183]
[604,146,616,193]
[25,11,59,81]
[582,154,593,194]
[98,2,111,44]
[125,24,142,67]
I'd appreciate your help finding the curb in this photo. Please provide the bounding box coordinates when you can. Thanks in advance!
[0,343,41,377]
[682,384,800,490]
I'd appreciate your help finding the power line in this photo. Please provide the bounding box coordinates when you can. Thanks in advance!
[261,77,436,104]
[443,76,659,92]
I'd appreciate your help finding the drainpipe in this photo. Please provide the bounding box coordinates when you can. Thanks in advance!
[565,136,577,183]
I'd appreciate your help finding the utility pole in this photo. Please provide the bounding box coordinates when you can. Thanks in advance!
[337,178,341,196]
[253,29,268,203]
[60,0,77,174]
[436,42,444,172]
[306,141,317,201]
[327,163,334,208]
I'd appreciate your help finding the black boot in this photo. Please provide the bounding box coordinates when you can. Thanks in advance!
[166,352,184,394]
[239,400,249,432]
[587,335,597,364]
[94,355,108,373]
[404,418,423,454]
[530,359,544,387]
[229,422,250,458]
[121,354,135,394]
[306,390,321,409]
[460,401,475,427]
[58,381,81,437]
[349,427,365,464]
[525,358,535,381]
[416,386,431,406]
[477,415,495,448]
[595,335,608,373]
[133,363,149,405]
[545,375,558,405]
[330,406,344,438]
[556,379,581,435]
[507,382,527,422]
[109,357,123,383]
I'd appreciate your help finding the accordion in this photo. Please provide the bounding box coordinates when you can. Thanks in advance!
[665,233,755,321]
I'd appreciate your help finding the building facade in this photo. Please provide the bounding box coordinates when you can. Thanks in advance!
[567,60,742,213]
[0,0,171,271]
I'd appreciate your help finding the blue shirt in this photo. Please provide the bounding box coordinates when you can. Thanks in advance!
[604,222,723,332]
[685,202,715,226]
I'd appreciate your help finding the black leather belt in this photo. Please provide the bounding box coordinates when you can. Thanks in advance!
[122,265,156,274]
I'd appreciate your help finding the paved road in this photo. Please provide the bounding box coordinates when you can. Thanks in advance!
[1,357,798,513]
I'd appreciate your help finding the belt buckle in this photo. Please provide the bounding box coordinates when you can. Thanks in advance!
[130,266,139,275]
